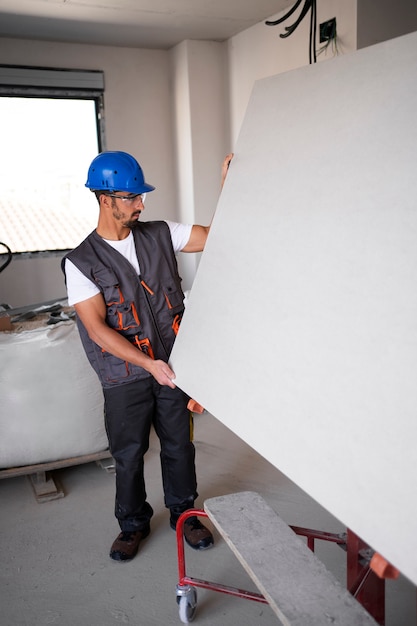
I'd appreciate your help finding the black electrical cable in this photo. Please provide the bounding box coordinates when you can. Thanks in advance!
[310,0,317,64]
[266,0,318,64]
[280,0,312,39]
[265,0,304,27]
[0,242,12,273]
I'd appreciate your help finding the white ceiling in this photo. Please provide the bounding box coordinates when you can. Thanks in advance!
[0,0,293,50]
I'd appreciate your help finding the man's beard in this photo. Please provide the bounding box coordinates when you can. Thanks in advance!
[125,219,141,230]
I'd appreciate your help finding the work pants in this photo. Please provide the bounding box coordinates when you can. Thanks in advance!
[103,377,198,532]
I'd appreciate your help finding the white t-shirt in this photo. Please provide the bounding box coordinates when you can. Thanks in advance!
[65,220,192,306]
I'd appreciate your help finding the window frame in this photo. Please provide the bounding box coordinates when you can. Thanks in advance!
[0,65,105,257]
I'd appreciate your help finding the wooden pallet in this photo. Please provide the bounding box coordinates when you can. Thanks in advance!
[0,450,113,503]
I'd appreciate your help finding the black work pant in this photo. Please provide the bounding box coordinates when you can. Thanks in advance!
[103,377,198,532]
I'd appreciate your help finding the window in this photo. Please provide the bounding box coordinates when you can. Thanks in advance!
[0,66,104,254]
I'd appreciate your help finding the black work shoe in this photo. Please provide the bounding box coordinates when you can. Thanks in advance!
[109,527,150,562]
[183,516,214,550]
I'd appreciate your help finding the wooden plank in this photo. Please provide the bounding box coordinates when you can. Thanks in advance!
[204,492,377,626]
[0,449,112,480]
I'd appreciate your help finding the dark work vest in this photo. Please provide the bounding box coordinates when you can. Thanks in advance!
[62,221,185,388]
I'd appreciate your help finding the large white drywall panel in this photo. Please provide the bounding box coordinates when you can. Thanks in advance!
[171,31,417,586]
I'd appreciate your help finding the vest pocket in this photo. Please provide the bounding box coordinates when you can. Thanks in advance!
[107,302,140,331]
[160,280,184,337]
[163,280,184,312]
[98,350,149,384]
[93,267,124,305]
[99,351,130,383]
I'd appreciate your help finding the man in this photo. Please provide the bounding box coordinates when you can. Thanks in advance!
[63,150,233,562]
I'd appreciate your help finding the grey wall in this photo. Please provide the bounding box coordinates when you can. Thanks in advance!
[358,0,417,48]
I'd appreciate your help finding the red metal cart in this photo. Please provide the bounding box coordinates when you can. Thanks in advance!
[175,508,268,623]
[175,500,395,624]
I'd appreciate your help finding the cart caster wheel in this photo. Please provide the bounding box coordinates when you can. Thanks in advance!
[176,585,197,623]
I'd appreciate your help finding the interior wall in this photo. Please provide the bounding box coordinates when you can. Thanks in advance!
[0,37,175,307]
[169,39,230,289]
[0,35,231,304]
[0,37,176,214]
[0,254,67,308]
[357,0,417,49]
[1,0,412,307]
[227,0,357,146]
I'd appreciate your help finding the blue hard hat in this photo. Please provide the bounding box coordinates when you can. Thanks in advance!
[85,151,155,194]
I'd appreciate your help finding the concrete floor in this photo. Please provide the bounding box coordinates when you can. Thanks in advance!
[0,412,415,626]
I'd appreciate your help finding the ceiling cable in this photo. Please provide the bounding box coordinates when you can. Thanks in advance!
[266,0,318,64]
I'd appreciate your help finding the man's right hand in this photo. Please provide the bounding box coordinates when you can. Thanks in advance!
[148,359,176,388]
